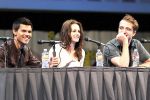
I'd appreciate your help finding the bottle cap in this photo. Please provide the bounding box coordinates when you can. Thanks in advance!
[43,49,47,52]
[97,49,101,52]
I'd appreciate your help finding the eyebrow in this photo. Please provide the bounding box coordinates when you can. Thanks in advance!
[21,29,32,33]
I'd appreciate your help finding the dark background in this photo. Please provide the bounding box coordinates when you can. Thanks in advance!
[0,10,150,33]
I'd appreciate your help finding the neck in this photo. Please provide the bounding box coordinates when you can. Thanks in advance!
[69,43,75,51]
[14,38,24,49]
[128,38,132,45]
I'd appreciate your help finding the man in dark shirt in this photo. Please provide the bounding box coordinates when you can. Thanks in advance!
[103,14,150,67]
[0,17,41,68]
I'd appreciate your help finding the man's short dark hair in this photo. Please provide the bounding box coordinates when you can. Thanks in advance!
[12,17,33,31]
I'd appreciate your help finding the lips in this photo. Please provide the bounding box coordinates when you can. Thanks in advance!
[74,37,80,40]
[22,36,31,43]
[75,35,80,39]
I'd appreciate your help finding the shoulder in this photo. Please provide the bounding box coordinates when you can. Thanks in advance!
[49,44,61,49]
[106,38,116,44]
[55,44,63,51]
[106,38,119,46]
[0,40,13,50]
[132,39,141,43]
[24,45,30,51]
[131,39,143,47]
[104,38,119,50]
[49,44,63,53]
[55,44,62,48]
[81,49,85,55]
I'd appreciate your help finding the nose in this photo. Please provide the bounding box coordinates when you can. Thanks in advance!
[24,32,32,39]
[120,28,127,35]
[123,29,128,35]
[76,31,80,36]
[26,35,31,39]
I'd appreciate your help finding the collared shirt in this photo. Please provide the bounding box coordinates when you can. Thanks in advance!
[0,40,41,68]
[103,38,150,67]
[48,44,85,68]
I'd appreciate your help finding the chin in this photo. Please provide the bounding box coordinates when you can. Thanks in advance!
[75,41,79,43]
[22,41,29,45]
[72,39,79,43]
[128,39,132,44]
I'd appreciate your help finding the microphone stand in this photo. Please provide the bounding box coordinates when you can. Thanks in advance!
[0,37,12,68]
[38,40,61,67]
[97,44,101,50]
[50,42,57,67]
[3,41,8,68]
[52,43,56,57]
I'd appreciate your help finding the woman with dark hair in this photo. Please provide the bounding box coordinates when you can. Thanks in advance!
[47,19,85,68]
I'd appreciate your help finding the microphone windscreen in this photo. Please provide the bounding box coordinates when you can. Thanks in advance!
[84,37,89,41]
[37,40,42,44]
[140,38,146,43]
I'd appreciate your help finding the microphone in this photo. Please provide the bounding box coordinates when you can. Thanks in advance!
[0,37,13,41]
[84,37,105,46]
[140,38,150,43]
[37,40,62,44]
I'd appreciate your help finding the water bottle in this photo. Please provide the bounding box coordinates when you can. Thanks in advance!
[96,49,103,67]
[42,49,49,68]
[132,48,139,67]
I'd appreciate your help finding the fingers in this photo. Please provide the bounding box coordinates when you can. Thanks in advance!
[116,32,128,44]
[116,32,125,39]
[49,57,59,67]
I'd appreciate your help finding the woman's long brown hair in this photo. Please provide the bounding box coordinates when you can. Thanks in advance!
[60,19,84,61]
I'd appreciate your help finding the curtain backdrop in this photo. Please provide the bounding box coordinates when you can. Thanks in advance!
[0,67,149,100]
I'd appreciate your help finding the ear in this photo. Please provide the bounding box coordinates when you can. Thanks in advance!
[13,29,17,36]
[132,31,136,36]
